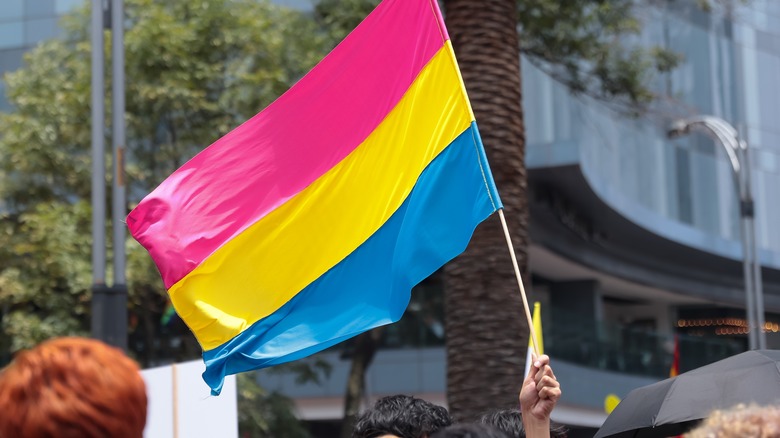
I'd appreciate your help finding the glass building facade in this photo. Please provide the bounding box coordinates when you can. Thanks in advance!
[525,1,780,267]
[0,0,81,110]
[522,4,780,410]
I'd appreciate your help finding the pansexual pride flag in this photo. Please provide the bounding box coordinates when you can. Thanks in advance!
[127,0,502,394]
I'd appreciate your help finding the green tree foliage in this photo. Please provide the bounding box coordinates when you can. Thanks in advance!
[0,0,323,358]
[0,202,92,353]
[0,0,327,434]
[517,1,680,107]
[0,35,94,345]
[237,373,310,438]
[315,0,381,48]
[237,360,331,438]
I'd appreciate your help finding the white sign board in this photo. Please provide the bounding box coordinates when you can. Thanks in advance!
[141,360,238,438]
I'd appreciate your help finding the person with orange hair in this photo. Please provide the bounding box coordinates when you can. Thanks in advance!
[0,336,148,438]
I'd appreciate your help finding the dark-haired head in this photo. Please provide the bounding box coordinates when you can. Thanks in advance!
[479,409,567,438]
[352,394,453,438]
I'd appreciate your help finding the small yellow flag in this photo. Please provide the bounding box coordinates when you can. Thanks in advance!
[604,393,621,414]
[528,302,544,354]
[524,302,544,377]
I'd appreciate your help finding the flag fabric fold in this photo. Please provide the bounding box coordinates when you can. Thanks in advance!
[127,0,502,394]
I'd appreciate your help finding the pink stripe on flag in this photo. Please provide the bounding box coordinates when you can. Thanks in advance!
[127,0,448,289]
[426,0,449,41]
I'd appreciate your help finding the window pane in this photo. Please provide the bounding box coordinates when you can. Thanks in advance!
[0,22,24,49]
[25,17,60,45]
[56,0,82,15]
[0,0,24,21]
[24,0,56,19]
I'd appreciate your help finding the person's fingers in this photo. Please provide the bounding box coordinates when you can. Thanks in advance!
[522,369,535,389]
[519,364,539,405]
[536,375,559,392]
[532,354,550,369]
[543,363,556,380]
[534,363,555,383]
[537,375,561,399]
[538,385,562,401]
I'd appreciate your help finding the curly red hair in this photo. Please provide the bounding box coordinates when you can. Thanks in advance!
[0,337,147,438]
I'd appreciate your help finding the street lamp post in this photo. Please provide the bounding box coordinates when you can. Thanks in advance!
[668,116,766,350]
[91,0,127,351]
[90,0,107,346]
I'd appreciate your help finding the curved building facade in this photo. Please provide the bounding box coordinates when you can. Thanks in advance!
[521,0,780,427]
[526,0,780,345]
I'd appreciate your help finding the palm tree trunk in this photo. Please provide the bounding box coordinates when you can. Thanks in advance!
[442,0,530,422]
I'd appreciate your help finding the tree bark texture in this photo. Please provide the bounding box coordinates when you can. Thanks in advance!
[442,0,530,422]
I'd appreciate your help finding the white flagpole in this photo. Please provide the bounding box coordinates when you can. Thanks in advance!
[498,209,539,356]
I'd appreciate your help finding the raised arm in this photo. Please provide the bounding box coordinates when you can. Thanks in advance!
[519,354,561,438]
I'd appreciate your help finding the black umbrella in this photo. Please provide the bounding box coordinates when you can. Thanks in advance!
[594,350,780,438]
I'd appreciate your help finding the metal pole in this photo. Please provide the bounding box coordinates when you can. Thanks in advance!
[668,117,760,350]
[752,219,767,349]
[91,0,107,341]
[739,200,758,350]
[729,135,758,350]
[740,142,767,349]
[110,0,128,351]
[734,141,757,350]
